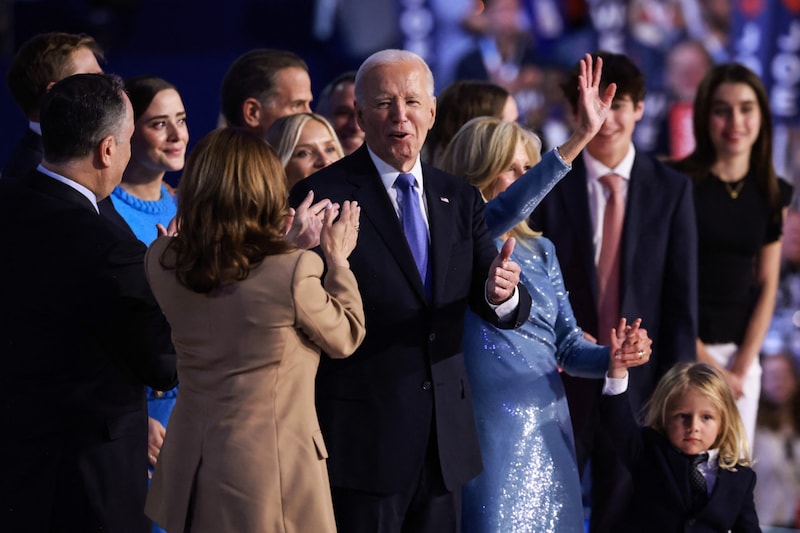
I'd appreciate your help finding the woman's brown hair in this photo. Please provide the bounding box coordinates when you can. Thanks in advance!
[163,127,294,292]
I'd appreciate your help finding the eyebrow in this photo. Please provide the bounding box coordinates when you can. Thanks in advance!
[296,139,336,147]
[711,97,756,105]
[145,111,187,121]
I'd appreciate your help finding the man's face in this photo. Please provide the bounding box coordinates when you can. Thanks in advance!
[258,66,312,134]
[326,81,364,155]
[355,60,436,172]
[584,94,643,168]
[68,47,103,76]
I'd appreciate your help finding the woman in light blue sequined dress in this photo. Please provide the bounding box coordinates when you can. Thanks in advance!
[439,55,653,533]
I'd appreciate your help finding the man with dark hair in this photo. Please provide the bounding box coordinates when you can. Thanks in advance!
[530,51,698,532]
[3,31,104,180]
[0,73,176,533]
[220,48,313,137]
[220,49,330,251]
[316,70,364,155]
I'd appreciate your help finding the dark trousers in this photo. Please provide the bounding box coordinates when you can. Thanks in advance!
[331,427,461,533]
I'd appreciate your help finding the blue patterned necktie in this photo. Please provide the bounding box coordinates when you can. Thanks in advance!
[395,173,429,288]
[689,452,709,510]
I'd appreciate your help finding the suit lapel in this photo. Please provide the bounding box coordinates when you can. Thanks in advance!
[348,149,428,302]
[560,160,600,307]
[703,468,742,512]
[422,164,455,305]
[620,154,651,313]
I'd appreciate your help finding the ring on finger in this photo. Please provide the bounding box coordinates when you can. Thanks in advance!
[638,350,645,360]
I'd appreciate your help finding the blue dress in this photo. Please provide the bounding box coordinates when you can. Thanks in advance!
[462,149,609,532]
[463,237,609,533]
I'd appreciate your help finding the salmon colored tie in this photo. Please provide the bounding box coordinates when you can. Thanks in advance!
[597,173,624,345]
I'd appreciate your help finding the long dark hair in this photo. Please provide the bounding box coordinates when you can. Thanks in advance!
[124,75,177,121]
[672,63,782,223]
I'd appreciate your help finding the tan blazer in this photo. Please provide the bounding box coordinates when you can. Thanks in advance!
[143,238,365,533]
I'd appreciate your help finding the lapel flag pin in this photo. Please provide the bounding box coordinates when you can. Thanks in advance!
[440,197,449,203]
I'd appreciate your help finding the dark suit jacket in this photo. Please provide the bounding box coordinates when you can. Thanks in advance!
[2,128,43,182]
[0,171,176,533]
[529,153,698,424]
[289,146,530,493]
[600,391,761,533]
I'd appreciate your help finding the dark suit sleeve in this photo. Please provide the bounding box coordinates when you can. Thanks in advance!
[598,389,645,468]
[467,185,531,329]
[656,175,698,371]
[99,234,176,391]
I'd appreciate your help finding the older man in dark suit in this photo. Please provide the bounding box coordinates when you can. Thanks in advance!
[0,73,176,533]
[290,49,531,532]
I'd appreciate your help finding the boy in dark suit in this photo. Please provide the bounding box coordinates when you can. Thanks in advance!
[600,361,760,532]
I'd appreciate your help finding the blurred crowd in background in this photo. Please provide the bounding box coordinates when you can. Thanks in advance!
[2,1,798,184]
[4,0,800,530]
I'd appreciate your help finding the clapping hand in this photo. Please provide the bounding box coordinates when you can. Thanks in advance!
[320,200,361,268]
[285,190,339,249]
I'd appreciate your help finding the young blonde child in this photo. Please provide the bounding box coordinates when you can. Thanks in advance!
[601,356,760,532]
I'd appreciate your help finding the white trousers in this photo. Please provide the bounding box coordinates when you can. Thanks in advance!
[705,342,761,451]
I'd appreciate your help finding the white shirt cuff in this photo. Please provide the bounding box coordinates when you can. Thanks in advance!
[602,371,629,396]
[485,283,519,320]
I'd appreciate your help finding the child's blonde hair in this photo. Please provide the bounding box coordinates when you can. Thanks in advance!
[644,362,751,470]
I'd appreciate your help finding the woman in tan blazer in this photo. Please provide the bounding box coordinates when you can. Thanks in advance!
[143,127,365,533]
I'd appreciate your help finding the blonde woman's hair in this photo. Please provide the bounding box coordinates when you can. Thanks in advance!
[164,127,294,293]
[265,112,344,169]
[439,116,541,245]
[645,362,751,470]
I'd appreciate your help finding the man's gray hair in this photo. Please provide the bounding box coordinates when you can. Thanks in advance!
[354,49,435,103]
